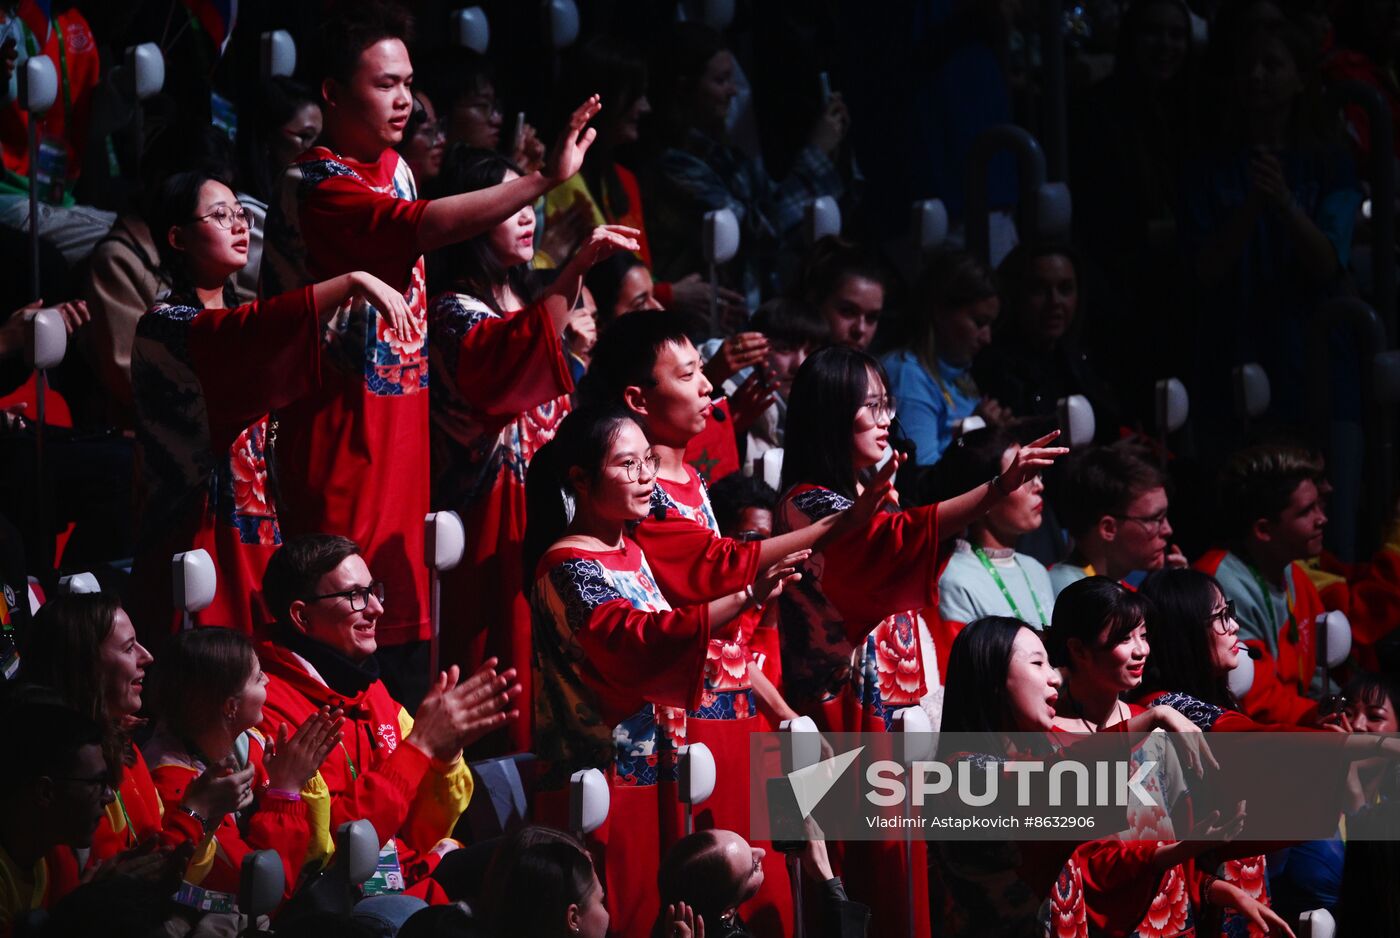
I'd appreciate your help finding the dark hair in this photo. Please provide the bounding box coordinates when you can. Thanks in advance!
[929,426,1019,504]
[152,629,257,741]
[0,699,106,797]
[263,534,362,629]
[397,904,490,938]
[1342,672,1400,716]
[522,404,638,583]
[487,837,595,936]
[399,88,435,157]
[749,296,829,350]
[940,615,1032,742]
[1115,0,1197,84]
[565,35,648,216]
[44,875,171,938]
[904,249,997,374]
[798,236,891,312]
[20,593,130,771]
[995,240,1084,341]
[150,170,239,307]
[1135,568,1236,707]
[1043,576,1152,669]
[781,346,888,499]
[583,252,649,325]
[577,310,695,407]
[650,22,728,142]
[416,47,494,124]
[1218,444,1322,542]
[708,474,777,536]
[236,77,319,203]
[430,147,542,307]
[657,830,746,924]
[1057,442,1166,538]
[318,0,414,87]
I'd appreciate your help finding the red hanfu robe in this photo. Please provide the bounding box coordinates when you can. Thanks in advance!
[145,728,316,904]
[427,290,572,753]
[774,483,939,938]
[128,287,321,638]
[642,469,794,937]
[260,146,433,646]
[530,539,720,938]
[1304,541,1400,671]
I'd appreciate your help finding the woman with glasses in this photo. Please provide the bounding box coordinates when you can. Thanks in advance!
[129,169,413,639]
[777,345,1064,938]
[396,89,445,187]
[426,147,640,754]
[522,404,805,938]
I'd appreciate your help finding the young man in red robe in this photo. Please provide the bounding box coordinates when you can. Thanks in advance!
[258,0,601,704]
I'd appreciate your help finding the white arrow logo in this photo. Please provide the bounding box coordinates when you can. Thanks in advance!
[786,746,865,818]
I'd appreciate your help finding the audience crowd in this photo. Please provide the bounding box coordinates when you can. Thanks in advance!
[3,0,1400,936]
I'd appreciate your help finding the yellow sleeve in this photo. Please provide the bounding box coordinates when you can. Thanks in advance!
[300,771,335,869]
[394,708,474,853]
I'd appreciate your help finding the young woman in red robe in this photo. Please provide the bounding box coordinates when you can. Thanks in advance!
[426,146,641,754]
[523,404,805,938]
[129,170,413,640]
[144,628,342,908]
[776,345,1067,938]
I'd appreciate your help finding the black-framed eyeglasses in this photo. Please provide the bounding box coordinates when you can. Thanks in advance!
[1114,509,1170,533]
[733,530,766,542]
[617,455,662,482]
[192,204,251,230]
[1208,600,1238,635]
[859,396,895,423]
[306,581,385,612]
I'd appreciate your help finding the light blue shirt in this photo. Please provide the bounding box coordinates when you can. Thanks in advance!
[881,349,978,465]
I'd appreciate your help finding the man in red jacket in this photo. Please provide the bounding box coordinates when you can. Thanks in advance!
[256,533,519,897]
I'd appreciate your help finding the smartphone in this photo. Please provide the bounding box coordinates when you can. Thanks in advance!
[512,111,526,153]
[818,71,832,105]
[766,777,807,854]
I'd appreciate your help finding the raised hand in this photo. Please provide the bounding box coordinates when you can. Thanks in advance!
[753,549,809,605]
[566,225,642,274]
[703,331,770,385]
[667,273,747,323]
[1000,431,1069,491]
[513,121,546,175]
[662,901,705,938]
[264,706,344,793]
[408,659,522,762]
[544,95,602,185]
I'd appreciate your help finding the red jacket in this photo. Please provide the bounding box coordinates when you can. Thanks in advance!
[255,641,473,889]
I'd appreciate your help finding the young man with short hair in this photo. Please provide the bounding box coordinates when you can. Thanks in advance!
[256,533,519,900]
[1050,442,1185,594]
[259,0,600,704]
[1196,445,1329,724]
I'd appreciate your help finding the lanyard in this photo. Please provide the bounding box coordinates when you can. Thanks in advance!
[339,738,360,781]
[21,16,73,129]
[974,548,1049,627]
[113,790,137,847]
[1246,563,1308,685]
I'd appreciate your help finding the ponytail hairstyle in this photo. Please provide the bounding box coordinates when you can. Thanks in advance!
[1136,568,1237,708]
[1043,576,1152,670]
[430,147,545,308]
[152,629,258,742]
[150,170,238,308]
[522,403,638,586]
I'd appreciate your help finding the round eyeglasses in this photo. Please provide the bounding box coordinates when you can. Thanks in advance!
[193,204,252,230]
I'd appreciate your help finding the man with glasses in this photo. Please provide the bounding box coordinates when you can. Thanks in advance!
[1195,445,1331,725]
[1050,441,1187,596]
[0,700,112,930]
[255,533,520,901]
